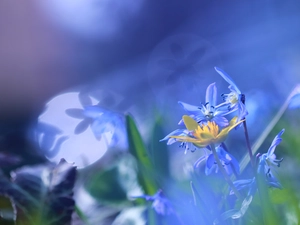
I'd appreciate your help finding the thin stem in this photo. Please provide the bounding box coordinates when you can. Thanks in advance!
[240,84,300,173]
[210,143,242,199]
[243,120,255,168]
[241,94,255,169]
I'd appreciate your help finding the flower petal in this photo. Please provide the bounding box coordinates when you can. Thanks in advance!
[205,154,215,175]
[212,116,229,127]
[193,154,207,169]
[178,101,200,113]
[237,101,248,122]
[267,129,285,157]
[160,129,187,142]
[182,115,200,131]
[215,67,241,94]
[205,82,217,106]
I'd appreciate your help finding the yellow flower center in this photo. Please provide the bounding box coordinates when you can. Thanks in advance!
[228,93,238,104]
[194,121,219,140]
[169,116,244,148]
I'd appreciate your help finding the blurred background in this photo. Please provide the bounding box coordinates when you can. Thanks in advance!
[1,0,300,224]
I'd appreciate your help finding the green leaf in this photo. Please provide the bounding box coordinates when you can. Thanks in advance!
[126,115,157,195]
[0,159,76,225]
[85,166,127,203]
[149,116,170,182]
[255,172,279,225]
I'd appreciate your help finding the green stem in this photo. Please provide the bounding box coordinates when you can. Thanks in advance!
[210,143,242,199]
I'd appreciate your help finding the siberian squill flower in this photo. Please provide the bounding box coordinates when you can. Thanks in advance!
[133,190,173,215]
[178,83,233,127]
[214,67,248,122]
[231,129,284,196]
[170,115,244,148]
[258,129,284,189]
[194,144,240,175]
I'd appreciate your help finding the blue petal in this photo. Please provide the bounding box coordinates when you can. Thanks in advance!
[191,114,206,124]
[233,179,254,191]
[160,129,187,142]
[212,116,229,127]
[178,101,200,113]
[215,67,241,94]
[237,102,248,122]
[214,106,235,116]
[217,146,240,175]
[205,154,215,175]
[267,175,283,189]
[205,83,217,106]
[231,178,256,196]
[193,155,207,169]
[216,146,231,164]
[267,129,285,157]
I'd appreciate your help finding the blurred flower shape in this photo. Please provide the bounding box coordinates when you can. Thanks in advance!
[178,83,232,127]
[33,122,69,159]
[289,84,300,109]
[133,190,173,215]
[170,115,243,148]
[194,145,240,175]
[65,93,126,147]
[214,67,248,122]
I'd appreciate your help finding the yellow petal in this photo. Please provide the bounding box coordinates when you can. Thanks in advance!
[169,135,209,148]
[227,117,245,132]
[229,116,238,126]
[217,117,245,140]
[182,115,199,131]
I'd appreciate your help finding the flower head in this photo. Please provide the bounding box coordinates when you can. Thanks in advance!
[194,145,240,175]
[214,67,248,122]
[178,83,232,127]
[171,115,244,148]
[258,129,284,189]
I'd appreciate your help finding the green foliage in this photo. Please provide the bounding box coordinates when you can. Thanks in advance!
[126,115,157,195]
[0,159,76,225]
[148,116,170,184]
[85,165,128,203]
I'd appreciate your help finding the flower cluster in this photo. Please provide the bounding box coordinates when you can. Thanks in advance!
[159,67,285,222]
[161,67,247,175]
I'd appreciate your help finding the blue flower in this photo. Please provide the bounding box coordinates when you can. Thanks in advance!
[231,129,284,195]
[133,190,173,215]
[194,145,240,176]
[257,129,284,189]
[214,67,248,122]
[178,83,232,127]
